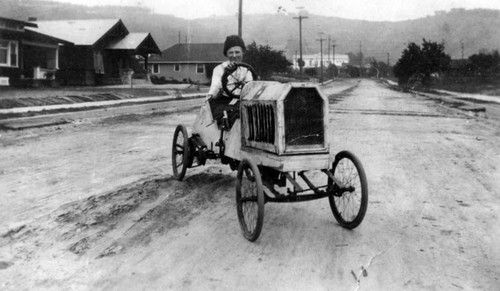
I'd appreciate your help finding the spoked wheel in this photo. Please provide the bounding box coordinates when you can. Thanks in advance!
[236,158,265,242]
[328,151,368,229]
[172,125,190,181]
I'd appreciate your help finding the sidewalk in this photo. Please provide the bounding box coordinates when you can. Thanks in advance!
[0,92,205,130]
[0,92,205,114]
[434,89,500,104]
[379,78,488,115]
[0,91,206,130]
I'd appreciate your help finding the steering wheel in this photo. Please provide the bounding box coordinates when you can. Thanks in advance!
[221,62,258,99]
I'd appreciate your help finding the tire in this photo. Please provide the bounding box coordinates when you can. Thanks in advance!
[328,151,368,229]
[236,158,265,241]
[172,125,190,181]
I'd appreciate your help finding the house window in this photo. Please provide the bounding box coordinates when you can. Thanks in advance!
[152,64,160,74]
[10,41,18,67]
[196,64,205,74]
[93,51,104,74]
[174,64,180,72]
[0,40,18,67]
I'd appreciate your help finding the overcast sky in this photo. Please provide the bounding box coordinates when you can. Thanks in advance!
[49,0,500,21]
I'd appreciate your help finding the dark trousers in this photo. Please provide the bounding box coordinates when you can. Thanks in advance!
[209,97,240,130]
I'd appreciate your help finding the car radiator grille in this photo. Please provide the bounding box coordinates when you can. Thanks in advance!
[284,88,324,146]
[245,104,275,144]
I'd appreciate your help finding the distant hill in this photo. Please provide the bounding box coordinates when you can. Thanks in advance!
[3,0,500,64]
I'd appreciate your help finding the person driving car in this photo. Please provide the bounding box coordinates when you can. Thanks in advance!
[191,35,255,152]
[202,34,255,131]
[206,35,254,100]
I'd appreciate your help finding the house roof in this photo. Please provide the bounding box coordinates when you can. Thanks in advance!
[0,16,38,28]
[23,29,73,46]
[27,19,126,46]
[150,43,225,63]
[0,16,73,46]
[107,32,161,55]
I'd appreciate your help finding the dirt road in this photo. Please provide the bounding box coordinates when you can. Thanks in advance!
[1,79,499,290]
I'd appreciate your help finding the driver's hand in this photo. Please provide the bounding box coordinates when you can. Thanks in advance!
[205,94,213,102]
[225,61,237,73]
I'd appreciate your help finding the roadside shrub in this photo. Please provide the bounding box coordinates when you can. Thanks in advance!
[393,39,451,86]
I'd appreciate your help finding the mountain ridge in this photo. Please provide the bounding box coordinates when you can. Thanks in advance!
[3,0,499,63]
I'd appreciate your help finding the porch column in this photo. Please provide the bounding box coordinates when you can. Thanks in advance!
[55,47,59,69]
[143,54,150,82]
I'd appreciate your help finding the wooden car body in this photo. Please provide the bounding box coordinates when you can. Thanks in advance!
[193,81,332,171]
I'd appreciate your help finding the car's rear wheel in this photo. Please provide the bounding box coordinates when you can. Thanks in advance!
[172,125,190,181]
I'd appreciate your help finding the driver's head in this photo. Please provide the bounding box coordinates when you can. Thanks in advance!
[223,35,245,62]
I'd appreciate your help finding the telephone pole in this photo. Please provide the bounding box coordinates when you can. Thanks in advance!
[359,41,363,77]
[327,35,331,63]
[332,41,336,65]
[461,41,464,59]
[293,11,308,75]
[317,33,326,84]
[238,0,243,37]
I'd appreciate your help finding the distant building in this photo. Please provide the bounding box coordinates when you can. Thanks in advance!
[27,19,161,86]
[292,53,349,70]
[148,43,225,84]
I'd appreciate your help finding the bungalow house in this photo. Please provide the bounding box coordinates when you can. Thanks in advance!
[148,43,225,84]
[27,19,161,86]
[0,16,72,87]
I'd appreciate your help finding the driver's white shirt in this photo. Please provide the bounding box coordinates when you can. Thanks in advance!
[208,61,253,97]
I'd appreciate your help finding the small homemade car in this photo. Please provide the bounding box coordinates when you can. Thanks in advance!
[172,63,368,241]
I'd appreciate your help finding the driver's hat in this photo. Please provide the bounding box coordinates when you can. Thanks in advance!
[223,35,246,56]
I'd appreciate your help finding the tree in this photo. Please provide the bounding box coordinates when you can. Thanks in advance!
[347,51,364,68]
[346,65,360,77]
[304,67,317,77]
[369,60,391,78]
[468,50,500,77]
[243,42,292,80]
[326,63,338,78]
[393,39,451,86]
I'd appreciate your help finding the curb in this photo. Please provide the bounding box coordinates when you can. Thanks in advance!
[411,91,487,116]
[380,80,488,114]
[0,94,205,130]
[0,93,206,114]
